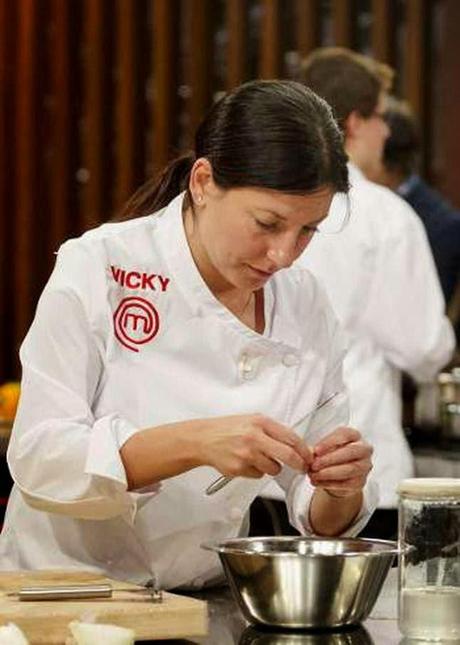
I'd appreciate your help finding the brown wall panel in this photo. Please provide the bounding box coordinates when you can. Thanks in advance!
[183,0,213,145]
[331,0,354,47]
[151,0,179,174]
[403,0,426,120]
[259,0,282,78]
[226,0,247,89]
[80,0,108,228]
[48,0,73,254]
[295,0,319,58]
[0,0,16,380]
[438,0,460,206]
[114,0,138,210]
[371,0,395,64]
[14,0,41,360]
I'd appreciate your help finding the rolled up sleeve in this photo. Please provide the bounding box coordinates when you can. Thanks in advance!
[7,248,157,521]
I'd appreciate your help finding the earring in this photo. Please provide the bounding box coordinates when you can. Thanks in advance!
[196,194,203,203]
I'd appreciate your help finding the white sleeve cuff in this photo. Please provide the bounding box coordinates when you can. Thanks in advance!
[85,414,138,485]
[286,475,379,537]
[85,414,162,519]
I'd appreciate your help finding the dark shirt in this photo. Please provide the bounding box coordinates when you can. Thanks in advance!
[398,174,460,306]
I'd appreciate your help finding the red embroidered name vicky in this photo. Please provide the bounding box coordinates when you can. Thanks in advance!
[110,265,170,292]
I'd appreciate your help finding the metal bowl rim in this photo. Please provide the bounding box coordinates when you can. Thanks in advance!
[201,536,399,557]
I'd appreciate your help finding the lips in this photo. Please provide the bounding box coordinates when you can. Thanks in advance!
[247,265,275,279]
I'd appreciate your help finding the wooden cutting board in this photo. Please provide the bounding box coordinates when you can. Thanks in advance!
[0,569,208,643]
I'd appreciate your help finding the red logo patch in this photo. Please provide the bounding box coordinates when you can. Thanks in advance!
[113,296,160,352]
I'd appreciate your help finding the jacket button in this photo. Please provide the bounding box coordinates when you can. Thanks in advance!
[238,353,256,380]
[228,507,244,521]
[283,353,300,367]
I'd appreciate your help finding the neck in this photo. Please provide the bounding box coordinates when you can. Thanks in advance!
[388,170,407,192]
[182,205,253,307]
[345,142,366,174]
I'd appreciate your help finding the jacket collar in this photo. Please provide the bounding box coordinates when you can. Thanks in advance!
[154,192,301,350]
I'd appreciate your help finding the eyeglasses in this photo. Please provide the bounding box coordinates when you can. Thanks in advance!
[369,109,387,122]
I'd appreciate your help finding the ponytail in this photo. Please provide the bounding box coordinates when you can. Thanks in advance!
[116,152,194,220]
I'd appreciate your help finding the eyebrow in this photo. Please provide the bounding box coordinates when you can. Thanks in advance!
[253,208,327,227]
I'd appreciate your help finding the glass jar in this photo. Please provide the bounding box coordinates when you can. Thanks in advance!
[398,478,460,641]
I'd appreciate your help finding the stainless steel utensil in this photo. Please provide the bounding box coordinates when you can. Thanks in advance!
[203,537,398,629]
[7,582,163,602]
[205,391,339,496]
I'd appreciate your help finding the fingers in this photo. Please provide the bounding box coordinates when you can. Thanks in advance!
[204,413,313,480]
[259,416,313,467]
[311,440,373,472]
[308,427,373,493]
[239,465,266,479]
[309,460,371,486]
[252,453,282,477]
[313,426,362,457]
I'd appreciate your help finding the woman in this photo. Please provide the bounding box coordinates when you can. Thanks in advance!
[0,80,376,589]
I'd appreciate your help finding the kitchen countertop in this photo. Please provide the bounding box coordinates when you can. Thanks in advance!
[153,568,406,645]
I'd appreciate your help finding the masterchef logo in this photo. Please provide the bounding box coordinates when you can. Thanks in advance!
[113,296,160,352]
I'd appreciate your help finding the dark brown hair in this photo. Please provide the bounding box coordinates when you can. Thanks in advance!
[298,47,394,128]
[118,79,349,220]
[383,97,419,177]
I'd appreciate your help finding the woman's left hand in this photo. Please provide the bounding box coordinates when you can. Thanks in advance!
[308,427,373,498]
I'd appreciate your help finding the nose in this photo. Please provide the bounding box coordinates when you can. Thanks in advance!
[266,237,298,269]
[382,118,390,141]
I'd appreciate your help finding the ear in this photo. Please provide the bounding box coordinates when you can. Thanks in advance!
[188,158,218,204]
[344,110,364,141]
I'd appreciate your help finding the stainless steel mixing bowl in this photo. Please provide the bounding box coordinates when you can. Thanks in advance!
[239,624,373,644]
[203,537,398,629]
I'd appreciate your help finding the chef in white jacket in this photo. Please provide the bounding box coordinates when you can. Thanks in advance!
[0,80,376,590]
[260,49,453,538]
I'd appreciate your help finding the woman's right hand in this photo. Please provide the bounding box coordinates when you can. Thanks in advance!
[197,414,313,478]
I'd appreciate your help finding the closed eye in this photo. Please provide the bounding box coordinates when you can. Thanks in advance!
[255,218,279,231]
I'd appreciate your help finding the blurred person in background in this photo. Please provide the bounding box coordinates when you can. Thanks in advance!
[372,97,460,343]
[255,48,455,541]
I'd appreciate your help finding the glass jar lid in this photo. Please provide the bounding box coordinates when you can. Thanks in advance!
[438,372,454,384]
[398,478,460,499]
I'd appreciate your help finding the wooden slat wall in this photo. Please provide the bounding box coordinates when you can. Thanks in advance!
[80,0,107,228]
[438,0,460,206]
[1,0,457,379]
[371,0,395,64]
[331,0,354,48]
[114,0,138,210]
[14,0,41,360]
[0,0,15,380]
[226,0,247,89]
[183,0,213,146]
[151,0,179,174]
[259,0,282,78]
[404,0,426,122]
[295,0,319,57]
[48,0,73,255]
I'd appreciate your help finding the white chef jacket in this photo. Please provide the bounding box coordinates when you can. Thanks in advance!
[265,164,454,509]
[0,192,377,589]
